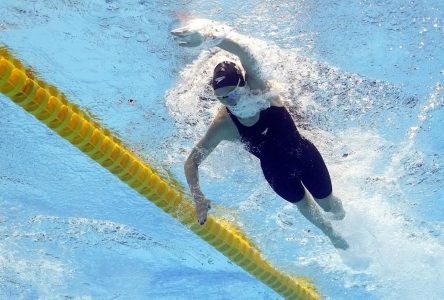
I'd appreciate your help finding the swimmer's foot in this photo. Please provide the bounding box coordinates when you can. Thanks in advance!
[327,196,346,221]
[326,229,349,250]
[326,207,346,221]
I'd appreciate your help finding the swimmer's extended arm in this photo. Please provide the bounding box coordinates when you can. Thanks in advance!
[217,39,267,91]
[171,19,267,91]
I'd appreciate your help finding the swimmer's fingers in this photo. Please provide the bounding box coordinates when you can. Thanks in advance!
[195,196,211,225]
[171,23,207,47]
[196,202,209,225]
[174,33,204,47]
[198,214,207,225]
[178,40,191,47]
[170,27,193,37]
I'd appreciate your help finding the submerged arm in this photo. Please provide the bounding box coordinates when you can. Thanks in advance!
[184,110,234,224]
[184,133,217,225]
[184,137,218,199]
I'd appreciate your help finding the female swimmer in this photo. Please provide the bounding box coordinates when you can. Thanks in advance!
[172,19,348,250]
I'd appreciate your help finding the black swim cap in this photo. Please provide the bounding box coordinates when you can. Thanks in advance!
[212,61,246,90]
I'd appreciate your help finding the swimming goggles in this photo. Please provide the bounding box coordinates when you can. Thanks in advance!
[215,79,242,103]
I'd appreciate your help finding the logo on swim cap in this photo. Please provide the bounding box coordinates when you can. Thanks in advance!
[214,76,226,84]
[212,61,245,90]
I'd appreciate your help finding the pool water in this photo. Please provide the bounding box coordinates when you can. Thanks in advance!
[1,0,443,299]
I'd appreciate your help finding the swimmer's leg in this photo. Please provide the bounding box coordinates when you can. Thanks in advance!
[295,192,349,250]
[315,193,346,220]
[298,139,345,219]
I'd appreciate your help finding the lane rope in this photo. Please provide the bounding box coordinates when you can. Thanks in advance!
[0,47,320,300]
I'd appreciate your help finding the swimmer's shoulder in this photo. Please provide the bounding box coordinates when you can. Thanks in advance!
[270,96,284,107]
[211,107,241,141]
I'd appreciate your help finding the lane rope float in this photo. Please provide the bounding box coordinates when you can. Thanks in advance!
[0,47,320,300]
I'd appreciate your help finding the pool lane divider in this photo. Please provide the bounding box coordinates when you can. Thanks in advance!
[0,47,320,300]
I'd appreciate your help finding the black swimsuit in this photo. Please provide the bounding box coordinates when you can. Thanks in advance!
[227,106,332,202]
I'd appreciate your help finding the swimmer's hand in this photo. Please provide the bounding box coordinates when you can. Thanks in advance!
[194,193,212,225]
[171,27,204,47]
[171,19,226,48]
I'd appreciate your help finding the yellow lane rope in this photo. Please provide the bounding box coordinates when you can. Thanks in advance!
[0,47,320,300]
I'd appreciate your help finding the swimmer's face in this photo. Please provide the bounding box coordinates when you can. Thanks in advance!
[214,85,243,106]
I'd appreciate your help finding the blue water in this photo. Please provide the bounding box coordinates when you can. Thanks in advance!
[1,0,443,299]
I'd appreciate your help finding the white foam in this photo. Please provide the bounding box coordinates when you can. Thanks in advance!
[225,87,272,118]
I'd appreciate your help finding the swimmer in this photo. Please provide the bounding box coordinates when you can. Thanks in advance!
[171,19,348,250]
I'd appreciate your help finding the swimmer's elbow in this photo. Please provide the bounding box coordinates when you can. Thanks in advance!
[184,153,199,173]
[184,156,194,170]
